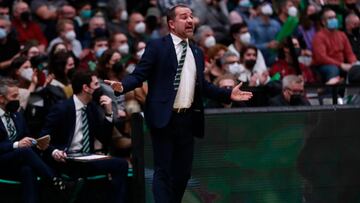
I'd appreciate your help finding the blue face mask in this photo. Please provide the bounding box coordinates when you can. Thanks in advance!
[95,47,107,58]
[80,10,92,20]
[0,28,7,39]
[327,18,338,30]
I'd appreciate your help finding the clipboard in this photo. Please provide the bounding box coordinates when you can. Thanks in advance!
[65,154,111,162]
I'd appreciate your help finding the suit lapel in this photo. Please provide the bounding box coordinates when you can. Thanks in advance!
[0,117,8,138]
[11,113,20,139]
[67,99,76,147]
[165,34,179,72]
[189,44,202,80]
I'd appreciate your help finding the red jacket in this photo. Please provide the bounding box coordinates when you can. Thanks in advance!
[12,19,48,46]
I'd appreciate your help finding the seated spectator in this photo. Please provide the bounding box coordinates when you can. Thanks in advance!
[194,25,217,54]
[47,19,82,58]
[79,36,109,71]
[226,46,269,87]
[270,37,317,84]
[269,74,311,106]
[80,16,109,49]
[0,78,65,203]
[345,13,360,60]
[274,0,299,25]
[30,0,66,22]
[106,1,127,35]
[228,23,267,70]
[204,44,228,82]
[11,1,47,52]
[40,70,128,203]
[0,16,20,75]
[206,74,246,108]
[298,4,320,52]
[312,8,357,84]
[0,2,10,20]
[126,12,148,54]
[109,32,131,64]
[9,56,38,109]
[248,2,281,66]
[47,51,76,99]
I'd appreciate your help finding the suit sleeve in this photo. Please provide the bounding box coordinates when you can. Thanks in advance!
[0,137,14,154]
[121,40,157,93]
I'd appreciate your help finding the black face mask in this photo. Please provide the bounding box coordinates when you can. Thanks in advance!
[5,100,20,113]
[66,68,76,80]
[215,58,222,68]
[289,94,303,106]
[244,59,256,69]
[92,88,103,104]
[112,62,124,74]
[352,27,360,36]
[294,48,301,57]
[20,11,31,22]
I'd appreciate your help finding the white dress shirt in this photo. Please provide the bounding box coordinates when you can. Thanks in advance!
[171,33,196,109]
[69,95,87,152]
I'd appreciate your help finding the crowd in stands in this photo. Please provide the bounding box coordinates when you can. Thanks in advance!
[0,0,360,201]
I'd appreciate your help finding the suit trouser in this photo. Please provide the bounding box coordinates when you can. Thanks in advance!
[0,147,55,203]
[151,111,195,203]
[52,157,128,203]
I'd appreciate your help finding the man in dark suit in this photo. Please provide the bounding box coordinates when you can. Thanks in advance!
[105,4,253,203]
[0,78,64,203]
[40,71,128,203]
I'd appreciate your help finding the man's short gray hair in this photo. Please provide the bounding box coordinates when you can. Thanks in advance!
[194,25,213,43]
[221,51,239,66]
[0,77,17,96]
[282,75,303,89]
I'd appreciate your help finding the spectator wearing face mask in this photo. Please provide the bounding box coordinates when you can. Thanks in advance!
[345,13,360,60]
[0,16,20,75]
[126,12,148,54]
[228,23,267,71]
[11,1,48,53]
[194,25,217,55]
[270,37,316,84]
[204,44,228,82]
[225,46,269,87]
[106,1,128,35]
[274,0,299,25]
[248,2,281,66]
[79,36,109,71]
[269,74,310,106]
[109,32,131,64]
[47,19,82,58]
[80,16,109,49]
[205,74,247,108]
[8,56,38,109]
[312,8,357,84]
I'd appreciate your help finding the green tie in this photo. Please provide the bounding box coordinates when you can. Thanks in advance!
[80,107,90,153]
[4,113,17,141]
[174,40,187,91]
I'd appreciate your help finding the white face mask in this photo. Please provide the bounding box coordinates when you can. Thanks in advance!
[228,62,241,75]
[118,43,129,55]
[288,6,298,17]
[261,4,273,16]
[20,68,34,82]
[65,31,76,41]
[239,32,251,45]
[134,22,146,34]
[136,48,145,59]
[204,36,216,48]
[298,56,312,66]
[121,10,128,21]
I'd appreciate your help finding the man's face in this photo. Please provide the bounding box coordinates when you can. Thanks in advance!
[0,86,19,109]
[0,7,9,18]
[85,76,100,96]
[90,18,106,32]
[60,5,76,20]
[61,23,74,38]
[219,79,235,90]
[284,83,304,102]
[109,52,121,67]
[129,13,145,33]
[14,2,29,19]
[168,7,194,39]
[112,33,128,49]
[93,40,108,52]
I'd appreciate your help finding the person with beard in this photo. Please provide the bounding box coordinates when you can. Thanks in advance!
[312,8,357,84]
[269,74,310,106]
[11,1,47,53]
[105,5,253,202]
[39,70,128,203]
[345,13,360,60]
[0,78,66,203]
[270,37,316,84]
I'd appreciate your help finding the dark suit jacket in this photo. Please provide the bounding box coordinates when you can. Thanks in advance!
[40,98,113,154]
[121,34,231,138]
[0,111,30,154]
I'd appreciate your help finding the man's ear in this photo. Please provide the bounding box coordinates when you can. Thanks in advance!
[0,95,5,105]
[168,20,175,30]
[82,84,89,93]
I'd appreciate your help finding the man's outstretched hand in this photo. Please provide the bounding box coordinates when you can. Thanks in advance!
[104,80,123,93]
[230,82,253,101]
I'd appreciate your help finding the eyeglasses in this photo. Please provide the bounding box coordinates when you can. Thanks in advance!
[286,88,304,95]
